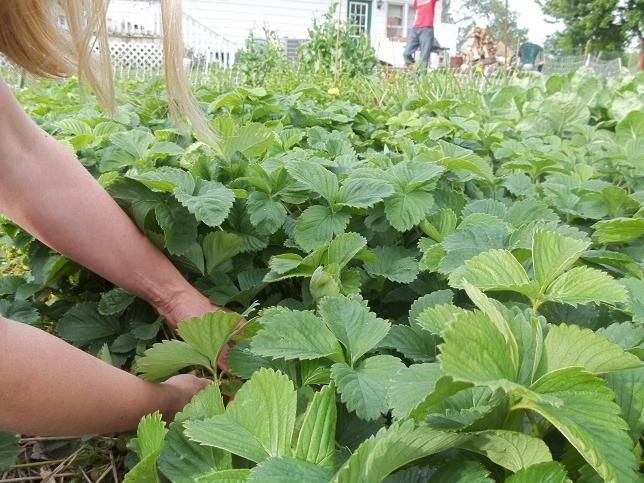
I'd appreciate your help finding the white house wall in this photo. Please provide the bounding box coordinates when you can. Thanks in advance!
[106,0,458,67]
[182,0,333,47]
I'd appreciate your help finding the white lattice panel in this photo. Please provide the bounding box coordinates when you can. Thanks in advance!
[108,40,164,68]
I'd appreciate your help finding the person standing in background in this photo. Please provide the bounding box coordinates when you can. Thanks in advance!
[403,0,439,70]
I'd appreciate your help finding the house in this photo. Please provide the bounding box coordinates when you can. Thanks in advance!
[106,0,458,69]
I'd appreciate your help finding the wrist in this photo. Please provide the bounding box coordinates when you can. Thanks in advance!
[155,285,220,330]
[155,382,180,423]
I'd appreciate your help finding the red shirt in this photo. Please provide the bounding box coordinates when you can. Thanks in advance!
[412,0,437,28]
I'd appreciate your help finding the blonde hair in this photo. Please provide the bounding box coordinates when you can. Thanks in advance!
[0,0,214,143]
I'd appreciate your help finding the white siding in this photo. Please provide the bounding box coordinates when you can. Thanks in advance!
[182,0,333,48]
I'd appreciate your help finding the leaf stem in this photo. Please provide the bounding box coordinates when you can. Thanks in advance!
[526,410,540,438]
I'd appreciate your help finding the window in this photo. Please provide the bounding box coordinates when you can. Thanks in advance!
[387,4,404,40]
[387,2,415,41]
[348,1,370,36]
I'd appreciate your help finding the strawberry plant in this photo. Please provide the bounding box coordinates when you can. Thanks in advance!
[0,69,642,481]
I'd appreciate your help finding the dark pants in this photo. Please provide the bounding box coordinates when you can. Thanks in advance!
[404,27,434,68]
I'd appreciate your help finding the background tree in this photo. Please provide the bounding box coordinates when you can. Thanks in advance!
[453,0,528,50]
[538,0,644,54]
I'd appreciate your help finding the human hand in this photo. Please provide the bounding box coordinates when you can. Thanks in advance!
[160,374,211,422]
[158,288,220,331]
[156,288,247,372]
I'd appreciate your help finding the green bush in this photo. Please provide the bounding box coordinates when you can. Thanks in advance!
[235,28,287,86]
[297,3,378,77]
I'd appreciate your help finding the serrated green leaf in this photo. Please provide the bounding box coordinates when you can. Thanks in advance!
[124,412,167,483]
[0,299,39,324]
[416,304,469,335]
[175,180,235,228]
[463,199,507,219]
[621,277,644,322]
[226,341,276,379]
[319,296,390,365]
[333,421,466,483]
[604,368,644,442]
[384,189,435,232]
[592,218,644,244]
[57,302,120,346]
[503,173,537,198]
[437,154,494,181]
[449,249,532,294]
[425,387,506,431]
[337,178,394,209]
[286,159,339,202]
[544,266,628,306]
[364,247,419,283]
[408,290,454,327]
[202,231,242,275]
[532,230,589,290]
[294,205,351,252]
[326,232,367,269]
[110,129,154,159]
[58,118,92,135]
[177,311,242,367]
[515,368,639,483]
[504,462,570,483]
[159,424,229,483]
[295,384,337,469]
[187,415,269,463]
[129,167,195,194]
[387,363,442,419]
[156,202,199,255]
[409,376,474,423]
[463,283,520,368]
[251,306,344,362]
[136,340,211,381]
[427,458,493,483]
[440,310,518,384]
[460,430,552,472]
[186,369,297,462]
[379,325,435,362]
[217,121,274,161]
[246,191,287,235]
[98,288,135,316]
[505,199,559,226]
[196,469,251,482]
[160,384,229,481]
[332,355,405,420]
[536,324,641,378]
[440,224,508,274]
[249,457,332,483]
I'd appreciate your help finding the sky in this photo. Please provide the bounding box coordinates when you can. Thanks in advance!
[511,0,564,44]
[451,0,565,45]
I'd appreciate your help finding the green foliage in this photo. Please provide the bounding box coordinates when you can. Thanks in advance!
[135,311,242,380]
[124,412,167,483]
[3,70,643,482]
[297,4,378,77]
[236,29,287,86]
[0,433,20,471]
[539,0,643,53]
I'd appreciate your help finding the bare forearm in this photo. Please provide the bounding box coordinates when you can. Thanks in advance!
[0,318,173,436]
[0,81,213,327]
[0,133,190,313]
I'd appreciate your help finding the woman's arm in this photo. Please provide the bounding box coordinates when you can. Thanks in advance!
[0,79,214,329]
[0,317,209,436]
